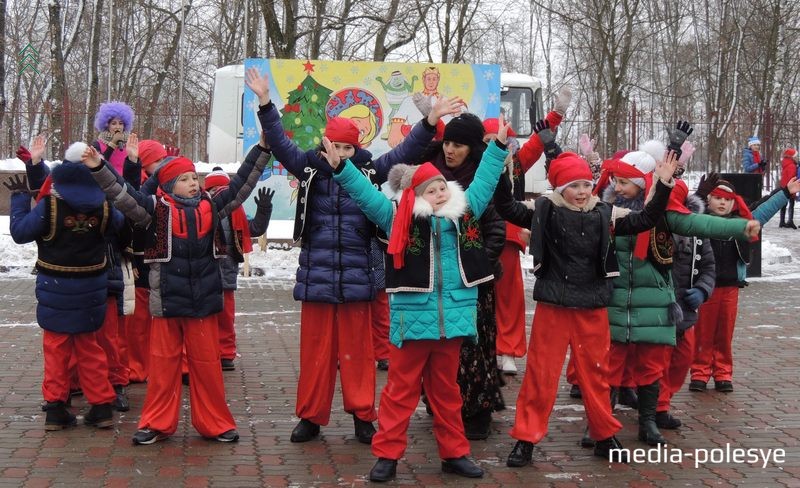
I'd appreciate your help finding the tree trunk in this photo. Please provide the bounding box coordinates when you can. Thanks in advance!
[258,0,297,58]
[48,0,67,156]
[0,0,7,134]
[84,0,104,140]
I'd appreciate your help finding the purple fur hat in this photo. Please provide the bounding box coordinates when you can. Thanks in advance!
[94,101,135,132]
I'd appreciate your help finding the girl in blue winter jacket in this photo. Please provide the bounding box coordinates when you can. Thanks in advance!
[245,67,462,445]
[320,119,511,482]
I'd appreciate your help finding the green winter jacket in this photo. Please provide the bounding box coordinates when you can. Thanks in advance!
[609,210,750,345]
[333,141,507,347]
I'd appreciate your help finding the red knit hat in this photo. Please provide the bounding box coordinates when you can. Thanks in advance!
[157,156,195,185]
[547,153,593,192]
[783,148,798,159]
[482,118,517,138]
[138,140,167,168]
[387,162,446,269]
[203,167,230,190]
[324,117,361,147]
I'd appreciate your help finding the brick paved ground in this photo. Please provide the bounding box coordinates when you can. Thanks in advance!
[1,244,799,486]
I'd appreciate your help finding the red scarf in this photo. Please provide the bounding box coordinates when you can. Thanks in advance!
[387,187,415,269]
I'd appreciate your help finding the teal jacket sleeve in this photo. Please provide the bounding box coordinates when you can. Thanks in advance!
[751,189,789,225]
[333,161,395,234]
[465,141,508,218]
[666,211,749,241]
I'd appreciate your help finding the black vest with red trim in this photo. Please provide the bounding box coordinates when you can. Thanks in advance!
[35,196,109,277]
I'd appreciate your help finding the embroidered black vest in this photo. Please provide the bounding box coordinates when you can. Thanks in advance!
[36,196,109,277]
[385,209,493,292]
[293,159,381,242]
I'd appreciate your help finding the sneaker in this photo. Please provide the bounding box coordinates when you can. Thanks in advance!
[83,404,114,429]
[43,401,77,431]
[132,428,168,445]
[688,380,707,392]
[655,411,682,429]
[569,384,582,399]
[376,359,389,371]
[215,429,239,442]
[499,355,518,375]
[113,385,130,412]
[714,380,733,393]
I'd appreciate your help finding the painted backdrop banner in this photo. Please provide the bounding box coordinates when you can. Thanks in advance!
[241,58,501,224]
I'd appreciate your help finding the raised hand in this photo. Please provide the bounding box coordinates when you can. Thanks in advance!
[744,219,761,239]
[3,174,29,194]
[81,146,102,169]
[578,133,595,157]
[244,67,271,105]
[496,114,511,146]
[254,187,275,211]
[165,145,180,156]
[127,132,139,161]
[534,119,560,160]
[15,146,31,164]
[320,137,341,169]
[110,129,126,146]
[655,150,678,182]
[667,120,693,159]
[695,172,720,200]
[553,86,572,115]
[678,140,695,166]
[29,134,46,164]
[428,96,464,125]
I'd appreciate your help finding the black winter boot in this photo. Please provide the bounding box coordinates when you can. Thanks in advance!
[463,409,491,440]
[637,382,666,446]
[84,404,114,429]
[43,401,77,431]
[580,425,595,447]
[113,385,130,412]
[609,386,619,410]
[594,436,629,463]
[780,206,787,227]
[618,386,639,409]
[353,414,376,444]
[506,440,534,467]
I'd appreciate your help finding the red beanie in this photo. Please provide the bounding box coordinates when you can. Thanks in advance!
[157,156,195,185]
[324,117,361,147]
[547,152,593,191]
[203,167,230,190]
[138,140,167,168]
[783,148,798,159]
[482,118,517,138]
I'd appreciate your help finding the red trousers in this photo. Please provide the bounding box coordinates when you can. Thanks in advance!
[608,341,671,387]
[511,303,621,443]
[137,316,236,437]
[95,297,129,386]
[218,290,237,360]
[296,301,377,425]
[372,339,469,460]
[125,287,152,382]
[658,327,695,412]
[691,286,739,382]
[371,290,391,362]
[42,330,116,405]
[494,244,527,357]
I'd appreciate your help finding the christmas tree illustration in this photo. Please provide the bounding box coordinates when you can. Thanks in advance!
[279,61,332,150]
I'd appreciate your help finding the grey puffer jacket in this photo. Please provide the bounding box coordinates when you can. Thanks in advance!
[669,194,716,332]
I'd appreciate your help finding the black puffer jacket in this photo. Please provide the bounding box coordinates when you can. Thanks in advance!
[669,194,716,332]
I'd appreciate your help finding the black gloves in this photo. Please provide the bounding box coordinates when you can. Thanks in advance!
[3,174,29,195]
[667,120,693,160]
[758,160,768,170]
[534,119,562,162]
[694,172,719,200]
[254,187,274,214]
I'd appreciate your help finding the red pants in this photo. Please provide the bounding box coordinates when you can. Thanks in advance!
[218,290,237,360]
[137,316,236,437]
[511,303,621,443]
[125,287,152,382]
[608,341,671,387]
[371,290,391,362]
[42,330,116,405]
[95,297,129,386]
[372,339,469,460]
[494,244,527,357]
[691,286,739,382]
[296,301,377,425]
[658,327,695,412]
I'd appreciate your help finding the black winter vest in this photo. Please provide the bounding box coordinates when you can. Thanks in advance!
[36,196,109,277]
[385,210,493,292]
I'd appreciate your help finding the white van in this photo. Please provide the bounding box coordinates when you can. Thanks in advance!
[206,64,546,193]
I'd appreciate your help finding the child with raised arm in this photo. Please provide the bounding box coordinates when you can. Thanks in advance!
[320,118,511,482]
[245,67,461,444]
[80,137,270,445]
[495,151,679,467]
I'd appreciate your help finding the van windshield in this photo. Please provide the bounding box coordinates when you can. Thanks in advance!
[500,87,541,138]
